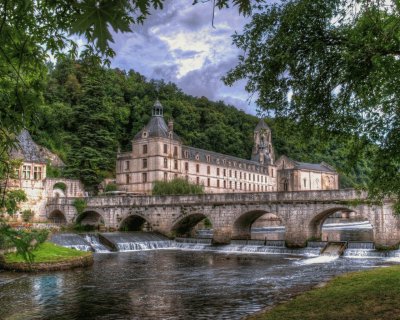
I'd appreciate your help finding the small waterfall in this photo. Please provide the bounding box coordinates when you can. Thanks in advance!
[347,241,375,249]
[231,239,285,247]
[83,234,111,253]
[203,244,319,256]
[50,233,92,252]
[175,238,212,245]
[100,232,174,252]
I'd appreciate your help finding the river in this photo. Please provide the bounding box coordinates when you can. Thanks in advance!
[0,246,397,319]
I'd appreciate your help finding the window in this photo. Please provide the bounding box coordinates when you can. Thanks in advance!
[14,169,20,178]
[230,181,232,189]
[206,155,211,162]
[271,169,274,177]
[216,159,220,165]
[164,158,168,168]
[185,162,189,171]
[164,144,168,154]
[253,174,255,181]
[196,177,200,185]
[143,144,147,154]
[229,170,232,177]
[195,154,200,160]
[244,183,247,191]
[184,150,189,158]
[223,180,226,188]
[240,172,242,179]
[174,160,178,170]
[143,131,147,138]
[223,169,226,177]
[196,164,200,173]
[125,161,130,170]
[143,158,148,169]
[240,182,242,190]
[217,180,220,188]
[257,175,259,182]
[33,166,42,180]
[22,165,31,179]
[235,182,237,189]
[207,166,210,174]
[207,178,210,187]
[235,171,237,178]
[303,178,307,188]
[244,173,246,180]
[223,159,226,165]
[126,174,130,184]
[142,173,147,183]
[217,168,220,176]
[164,172,168,181]
[174,146,178,157]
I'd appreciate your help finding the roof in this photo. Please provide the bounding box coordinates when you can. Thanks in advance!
[254,119,270,131]
[134,101,182,141]
[134,116,182,141]
[293,161,336,173]
[10,130,65,166]
[10,130,47,164]
[182,145,269,172]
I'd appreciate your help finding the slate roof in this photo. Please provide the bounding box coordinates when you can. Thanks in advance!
[134,101,182,141]
[254,119,270,131]
[10,130,47,163]
[134,116,182,141]
[293,161,336,173]
[182,145,269,172]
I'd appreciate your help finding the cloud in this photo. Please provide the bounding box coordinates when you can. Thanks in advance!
[110,0,256,114]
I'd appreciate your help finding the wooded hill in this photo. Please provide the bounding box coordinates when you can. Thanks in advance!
[31,59,371,191]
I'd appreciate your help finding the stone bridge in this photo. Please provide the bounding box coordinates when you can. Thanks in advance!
[46,189,400,248]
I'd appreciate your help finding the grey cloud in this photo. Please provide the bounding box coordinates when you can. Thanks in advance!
[173,49,202,59]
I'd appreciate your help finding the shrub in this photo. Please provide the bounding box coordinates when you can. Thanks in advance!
[53,182,67,192]
[21,209,34,222]
[105,183,117,192]
[152,178,204,196]
[72,198,87,215]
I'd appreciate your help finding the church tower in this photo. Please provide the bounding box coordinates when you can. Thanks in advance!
[251,119,275,165]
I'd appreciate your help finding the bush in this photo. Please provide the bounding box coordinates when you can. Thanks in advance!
[105,183,117,192]
[53,182,67,192]
[152,178,204,196]
[72,198,87,215]
[21,209,34,222]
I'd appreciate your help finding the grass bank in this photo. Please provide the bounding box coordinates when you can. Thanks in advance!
[248,265,400,320]
[1,242,93,272]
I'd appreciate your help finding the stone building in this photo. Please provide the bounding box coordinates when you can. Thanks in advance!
[8,130,84,222]
[275,155,339,191]
[116,101,339,194]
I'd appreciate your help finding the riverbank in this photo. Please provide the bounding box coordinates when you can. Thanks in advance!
[247,265,400,320]
[0,242,93,272]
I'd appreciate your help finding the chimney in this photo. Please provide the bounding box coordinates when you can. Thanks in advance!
[168,119,174,132]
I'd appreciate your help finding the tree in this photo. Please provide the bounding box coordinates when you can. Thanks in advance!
[224,0,400,206]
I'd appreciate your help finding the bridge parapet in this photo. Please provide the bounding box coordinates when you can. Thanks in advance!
[47,189,367,208]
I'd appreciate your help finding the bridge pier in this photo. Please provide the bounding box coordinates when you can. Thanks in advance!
[212,227,232,245]
[371,203,400,248]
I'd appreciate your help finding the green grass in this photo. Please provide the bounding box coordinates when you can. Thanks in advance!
[4,242,91,263]
[249,266,400,320]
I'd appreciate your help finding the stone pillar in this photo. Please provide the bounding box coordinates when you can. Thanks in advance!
[212,227,232,245]
[284,206,316,248]
[372,203,400,248]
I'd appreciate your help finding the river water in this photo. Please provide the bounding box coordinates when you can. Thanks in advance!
[0,247,397,320]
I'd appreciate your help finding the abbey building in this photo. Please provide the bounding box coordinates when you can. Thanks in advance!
[116,101,339,194]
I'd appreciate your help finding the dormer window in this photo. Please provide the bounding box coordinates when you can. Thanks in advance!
[142,131,148,138]
[184,150,189,159]
[169,132,173,139]
[206,155,211,162]
[216,159,220,165]
[195,154,200,161]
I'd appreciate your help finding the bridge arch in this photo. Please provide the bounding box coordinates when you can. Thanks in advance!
[48,210,67,224]
[308,206,373,241]
[232,210,284,240]
[119,214,152,231]
[172,213,213,238]
[76,210,105,227]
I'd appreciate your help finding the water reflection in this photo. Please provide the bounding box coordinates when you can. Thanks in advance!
[0,250,394,320]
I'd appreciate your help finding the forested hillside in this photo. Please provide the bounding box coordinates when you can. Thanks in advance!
[31,59,371,191]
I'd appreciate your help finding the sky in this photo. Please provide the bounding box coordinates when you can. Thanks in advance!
[109,0,257,115]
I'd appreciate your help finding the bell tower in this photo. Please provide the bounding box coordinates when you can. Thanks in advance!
[251,119,275,165]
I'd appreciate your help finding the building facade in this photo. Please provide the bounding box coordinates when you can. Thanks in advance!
[116,101,339,194]
[8,130,84,222]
